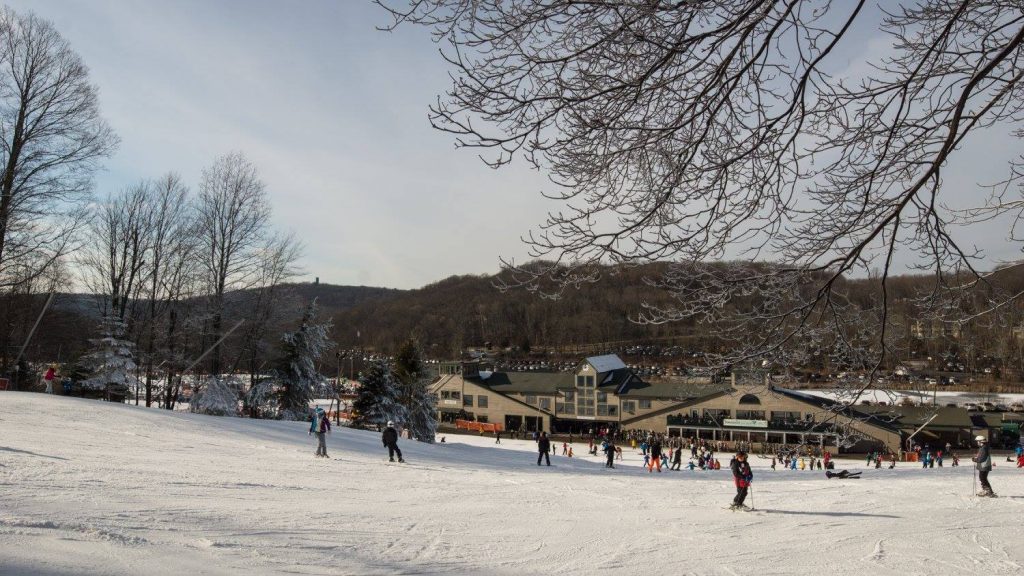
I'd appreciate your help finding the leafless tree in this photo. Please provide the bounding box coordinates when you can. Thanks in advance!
[140,173,196,406]
[196,152,272,375]
[0,7,116,289]
[232,233,302,392]
[79,182,154,320]
[381,1,1024,388]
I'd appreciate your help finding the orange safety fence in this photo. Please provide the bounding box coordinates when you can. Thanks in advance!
[454,419,504,433]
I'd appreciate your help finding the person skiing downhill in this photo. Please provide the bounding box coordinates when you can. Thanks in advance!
[730,451,753,510]
[972,435,995,497]
[308,406,331,458]
[383,421,404,463]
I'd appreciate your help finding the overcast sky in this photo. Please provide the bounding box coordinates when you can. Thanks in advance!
[9,1,1023,289]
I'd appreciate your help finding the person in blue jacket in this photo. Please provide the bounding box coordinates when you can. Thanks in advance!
[309,406,331,458]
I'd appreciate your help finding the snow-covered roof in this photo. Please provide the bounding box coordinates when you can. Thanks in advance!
[585,354,626,373]
[478,371,493,381]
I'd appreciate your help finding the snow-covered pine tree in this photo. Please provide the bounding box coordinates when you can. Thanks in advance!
[79,315,141,400]
[190,375,242,416]
[395,339,437,443]
[273,301,334,420]
[353,359,408,429]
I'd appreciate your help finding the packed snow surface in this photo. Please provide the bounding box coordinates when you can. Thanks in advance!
[2,394,1023,576]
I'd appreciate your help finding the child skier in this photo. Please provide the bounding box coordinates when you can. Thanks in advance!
[730,451,753,510]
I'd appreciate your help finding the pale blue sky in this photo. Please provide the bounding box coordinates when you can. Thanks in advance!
[8,0,553,289]
[8,1,1022,288]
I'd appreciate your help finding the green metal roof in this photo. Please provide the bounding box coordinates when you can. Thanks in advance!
[467,372,575,394]
[617,377,723,399]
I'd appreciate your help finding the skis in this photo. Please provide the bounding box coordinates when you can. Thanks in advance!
[976,491,998,498]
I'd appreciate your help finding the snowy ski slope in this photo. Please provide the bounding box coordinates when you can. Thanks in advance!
[1,393,1022,575]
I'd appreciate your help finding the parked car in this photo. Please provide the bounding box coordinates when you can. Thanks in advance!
[1009,403,1024,413]
[964,402,980,411]
[981,402,997,412]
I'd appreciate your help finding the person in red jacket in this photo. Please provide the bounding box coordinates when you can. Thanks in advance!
[730,451,753,510]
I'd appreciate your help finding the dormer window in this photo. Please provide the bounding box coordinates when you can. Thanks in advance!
[739,394,761,405]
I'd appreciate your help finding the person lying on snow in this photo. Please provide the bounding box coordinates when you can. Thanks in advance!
[825,470,862,479]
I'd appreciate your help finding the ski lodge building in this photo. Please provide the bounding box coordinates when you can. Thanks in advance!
[429,354,976,454]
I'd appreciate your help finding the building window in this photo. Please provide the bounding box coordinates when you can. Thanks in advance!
[639,399,652,409]
[556,402,576,415]
[770,411,801,422]
[704,408,730,419]
[739,394,761,405]
[597,391,607,403]
[451,391,460,400]
[477,415,488,423]
[441,391,450,399]
[564,390,575,402]
[623,401,636,413]
[736,410,765,420]
[585,376,595,387]
[464,395,473,407]
[608,405,618,416]
[525,395,537,405]
[597,404,618,417]
[539,398,551,411]
[478,395,488,408]
[576,376,585,387]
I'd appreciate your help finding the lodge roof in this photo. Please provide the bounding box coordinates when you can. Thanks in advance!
[854,405,973,430]
[466,371,574,394]
[616,377,723,399]
[771,388,902,434]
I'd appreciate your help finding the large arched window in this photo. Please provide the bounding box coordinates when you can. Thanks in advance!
[739,394,761,405]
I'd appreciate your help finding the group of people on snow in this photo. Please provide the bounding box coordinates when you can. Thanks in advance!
[306,412,1010,504]
[308,407,405,463]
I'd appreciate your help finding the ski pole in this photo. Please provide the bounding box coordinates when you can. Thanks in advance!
[750,484,755,510]
[973,465,976,497]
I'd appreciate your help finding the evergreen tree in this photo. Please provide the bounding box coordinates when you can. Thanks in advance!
[395,339,438,443]
[191,375,242,416]
[80,316,140,398]
[278,301,334,420]
[247,301,334,420]
[353,359,407,429]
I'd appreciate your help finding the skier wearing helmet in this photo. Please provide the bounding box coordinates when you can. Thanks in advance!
[383,421,404,463]
[972,435,995,497]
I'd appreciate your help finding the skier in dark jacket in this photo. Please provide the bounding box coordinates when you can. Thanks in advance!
[382,421,404,463]
[603,438,616,469]
[730,451,753,510]
[972,435,994,497]
[671,446,683,470]
[537,431,551,466]
[648,440,663,473]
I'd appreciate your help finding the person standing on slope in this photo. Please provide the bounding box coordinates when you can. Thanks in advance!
[648,439,663,473]
[730,451,753,510]
[604,437,616,469]
[308,406,331,458]
[537,431,551,466]
[972,435,995,497]
[42,365,56,394]
[383,421,404,463]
